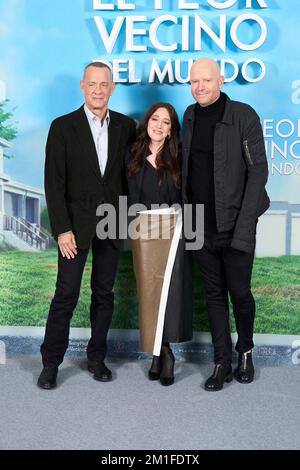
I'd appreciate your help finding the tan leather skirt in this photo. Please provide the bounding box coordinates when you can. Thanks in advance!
[131,208,185,355]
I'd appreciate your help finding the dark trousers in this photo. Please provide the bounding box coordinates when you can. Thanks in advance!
[41,237,119,367]
[194,233,255,364]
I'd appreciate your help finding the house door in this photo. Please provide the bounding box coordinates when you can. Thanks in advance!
[25,197,38,224]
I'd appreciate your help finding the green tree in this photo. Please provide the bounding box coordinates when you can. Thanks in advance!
[0,99,18,158]
[40,205,51,233]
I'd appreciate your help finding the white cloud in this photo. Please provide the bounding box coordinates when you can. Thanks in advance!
[0,22,10,38]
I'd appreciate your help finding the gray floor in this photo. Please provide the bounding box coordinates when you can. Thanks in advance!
[0,356,299,450]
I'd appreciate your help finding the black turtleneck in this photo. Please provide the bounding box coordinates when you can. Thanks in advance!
[189,92,226,234]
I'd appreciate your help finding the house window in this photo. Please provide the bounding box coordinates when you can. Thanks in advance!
[4,191,22,218]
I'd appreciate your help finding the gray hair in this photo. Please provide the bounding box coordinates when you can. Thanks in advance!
[83,61,113,79]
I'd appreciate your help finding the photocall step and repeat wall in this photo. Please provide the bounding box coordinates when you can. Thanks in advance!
[0,0,299,363]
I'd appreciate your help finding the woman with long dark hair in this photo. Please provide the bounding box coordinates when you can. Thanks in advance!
[126,103,192,386]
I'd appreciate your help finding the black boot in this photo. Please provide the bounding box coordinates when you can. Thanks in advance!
[234,351,254,384]
[88,361,112,382]
[37,365,58,390]
[204,363,233,391]
[160,344,175,386]
[148,355,162,381]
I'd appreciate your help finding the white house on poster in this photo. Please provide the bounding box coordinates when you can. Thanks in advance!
[0,137,50,250]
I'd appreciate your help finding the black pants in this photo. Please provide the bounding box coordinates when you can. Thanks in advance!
[194,233,255,364]
[40,237,119,367]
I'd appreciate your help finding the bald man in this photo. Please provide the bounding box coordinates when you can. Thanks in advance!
[182,58,269,391]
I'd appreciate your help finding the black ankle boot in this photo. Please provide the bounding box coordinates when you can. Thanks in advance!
[234,351,254,384]
[148,355,162,380]
[160,345,175,386]
[37,365,58,390]
[204,363,233,391]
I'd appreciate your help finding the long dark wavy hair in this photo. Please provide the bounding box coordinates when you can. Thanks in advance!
[127,102,180,188]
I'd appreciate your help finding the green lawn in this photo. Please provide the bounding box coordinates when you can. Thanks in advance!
[0,250,299,334]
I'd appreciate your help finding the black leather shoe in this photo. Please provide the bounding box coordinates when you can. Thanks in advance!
[37,366,58,390]
[234,352,254,384]
[204,363,233,391]
[88,361,112,382]
[160,346,175,386]
[148,355,162,381]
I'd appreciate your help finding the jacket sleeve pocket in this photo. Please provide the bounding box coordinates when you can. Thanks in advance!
[243,119,267,165]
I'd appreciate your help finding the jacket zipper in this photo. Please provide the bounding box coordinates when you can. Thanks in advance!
[243,140,254,166]
[243,353,247,370]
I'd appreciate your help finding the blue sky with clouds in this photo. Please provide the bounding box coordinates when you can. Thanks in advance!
[0,0,299,202]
